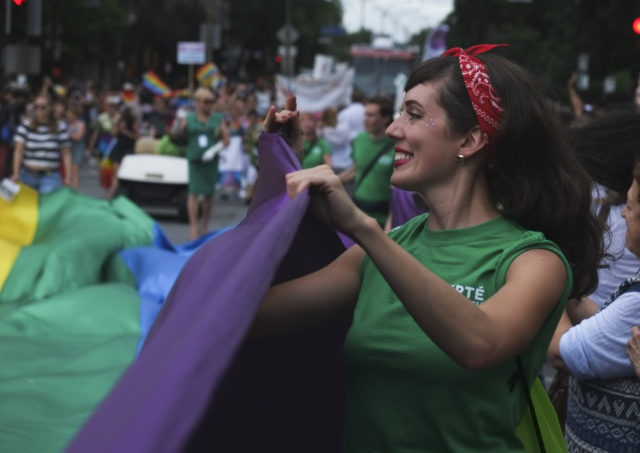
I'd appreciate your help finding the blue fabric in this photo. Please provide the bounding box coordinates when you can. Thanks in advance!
[121,221,239,353]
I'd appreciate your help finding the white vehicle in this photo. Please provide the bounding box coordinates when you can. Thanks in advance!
[116,153,189,221]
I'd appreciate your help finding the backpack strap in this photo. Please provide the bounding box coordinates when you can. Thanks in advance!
[353,140,395,193]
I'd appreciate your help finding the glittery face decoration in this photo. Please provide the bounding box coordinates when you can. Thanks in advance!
[425,118,436,128]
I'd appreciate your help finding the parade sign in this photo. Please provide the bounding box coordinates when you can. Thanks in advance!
[177,42,206,65]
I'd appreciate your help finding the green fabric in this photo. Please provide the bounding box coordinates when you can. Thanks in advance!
[156,134,187,157]
[188,160,219,196]
[301,137,331,169]
[515,378,568,453]
[0,189,154,304]
[185,111,223,195]
[343,214,571,452]
[0,187,154,453]
[185,111,223,161]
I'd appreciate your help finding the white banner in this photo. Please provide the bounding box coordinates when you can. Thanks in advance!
[276,68,354,112]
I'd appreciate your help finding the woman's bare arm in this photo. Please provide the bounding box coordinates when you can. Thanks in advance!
[251,242,364,337]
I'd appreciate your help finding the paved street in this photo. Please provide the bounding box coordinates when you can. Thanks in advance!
[77,159,249,245]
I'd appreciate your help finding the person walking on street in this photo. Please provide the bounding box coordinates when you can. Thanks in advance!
[106,105,138,199]
[172,87,230,240]
[11,94,71,193]
[67,99,87,189]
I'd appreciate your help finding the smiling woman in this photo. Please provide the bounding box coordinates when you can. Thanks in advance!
[255,44,605,452]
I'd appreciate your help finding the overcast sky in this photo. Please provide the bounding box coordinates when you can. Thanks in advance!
[341,0,453,43]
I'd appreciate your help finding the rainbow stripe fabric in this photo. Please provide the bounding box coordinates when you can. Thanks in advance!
[0,186,156,453]
[196,62,224,88]
[142,71,171,96]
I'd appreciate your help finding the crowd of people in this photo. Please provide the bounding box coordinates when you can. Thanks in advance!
[3,44,640,451]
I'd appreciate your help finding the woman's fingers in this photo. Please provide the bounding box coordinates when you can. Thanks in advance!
[263,105,278,132]
[285,167,327,199]
[262,96,303,157]
[284,95,297,111]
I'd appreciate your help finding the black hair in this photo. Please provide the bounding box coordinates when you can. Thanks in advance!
[570,110,640,195]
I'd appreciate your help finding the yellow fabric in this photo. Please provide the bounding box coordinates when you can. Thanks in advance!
[0,183,38,290]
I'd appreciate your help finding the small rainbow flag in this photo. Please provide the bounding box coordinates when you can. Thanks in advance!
[142,71,171,96]
[196,62,224,88]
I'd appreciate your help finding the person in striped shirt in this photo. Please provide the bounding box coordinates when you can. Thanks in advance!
[11,94,71,193]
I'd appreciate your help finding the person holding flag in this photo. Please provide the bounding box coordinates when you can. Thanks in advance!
[256,45,605,452]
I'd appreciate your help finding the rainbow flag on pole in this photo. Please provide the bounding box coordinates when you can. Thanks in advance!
[196,62,224,88]
[142,70,171,96]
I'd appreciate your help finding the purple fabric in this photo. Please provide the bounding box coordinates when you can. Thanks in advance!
[66,133,347,453]
[390,186,427,228]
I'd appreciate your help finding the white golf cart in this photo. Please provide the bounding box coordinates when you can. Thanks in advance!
[116,151,189,222]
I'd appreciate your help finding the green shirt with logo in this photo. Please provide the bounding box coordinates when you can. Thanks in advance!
[342,214,571,452]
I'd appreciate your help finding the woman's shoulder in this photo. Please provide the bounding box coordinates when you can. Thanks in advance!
[494,218,566,263]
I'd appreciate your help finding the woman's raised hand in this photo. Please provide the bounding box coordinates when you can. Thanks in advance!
[263,95,303,159]
[286,165,373,237]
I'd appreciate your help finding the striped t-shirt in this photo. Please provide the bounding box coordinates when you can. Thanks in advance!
[14,119,70,170]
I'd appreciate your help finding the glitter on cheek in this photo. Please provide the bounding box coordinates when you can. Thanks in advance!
[424,118,437,127]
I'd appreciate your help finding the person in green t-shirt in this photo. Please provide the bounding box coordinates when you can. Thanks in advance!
[300,111,332,170]
[257,47,606,452]
[338,96,395,227]
[171,87,229,240]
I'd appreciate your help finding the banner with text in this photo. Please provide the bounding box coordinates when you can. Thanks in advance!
[276,68,354,112]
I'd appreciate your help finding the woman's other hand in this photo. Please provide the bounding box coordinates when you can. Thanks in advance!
[263,95,303,159]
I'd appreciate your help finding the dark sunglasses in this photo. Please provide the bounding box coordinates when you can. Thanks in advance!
[197,98,215,104]
[34,104,48,109]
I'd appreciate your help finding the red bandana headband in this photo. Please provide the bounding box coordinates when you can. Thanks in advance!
[441,44,508,167]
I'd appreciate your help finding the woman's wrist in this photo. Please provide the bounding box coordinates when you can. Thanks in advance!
[349,213,384,246]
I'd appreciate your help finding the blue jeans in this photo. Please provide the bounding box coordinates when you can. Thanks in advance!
[20,167,62,194]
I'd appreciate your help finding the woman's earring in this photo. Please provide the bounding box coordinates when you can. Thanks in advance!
[455,153,465,165]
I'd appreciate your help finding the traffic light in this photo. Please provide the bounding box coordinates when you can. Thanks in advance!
[274,55,282,64]
[13,0,27,5]
[634,17,640,34]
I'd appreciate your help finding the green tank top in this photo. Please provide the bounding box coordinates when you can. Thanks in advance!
[342,214,571,452]
[185,111,223,161]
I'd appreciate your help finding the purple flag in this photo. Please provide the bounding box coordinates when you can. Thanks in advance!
[390,187,427,228]
[66,133,347,453]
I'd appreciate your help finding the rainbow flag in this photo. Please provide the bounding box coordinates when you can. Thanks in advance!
[142,70,171,96]
[0,186,155,452]
[196,62,224,88]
